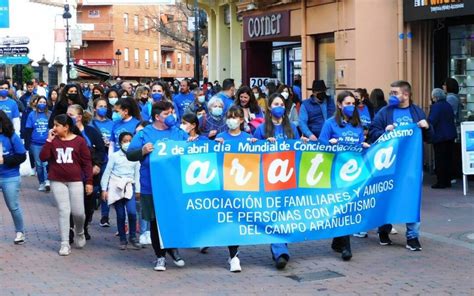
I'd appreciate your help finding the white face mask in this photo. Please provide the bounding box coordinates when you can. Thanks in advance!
[281,91,289,100]
[198,95,206,103]
[179,124,189,133]
[226,118,240,130]
[121,142,130,151]
[254,93,260,99]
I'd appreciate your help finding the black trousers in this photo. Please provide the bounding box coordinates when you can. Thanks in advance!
[150,219,168,258]
[434,140,454,186]
[332,235,351,251]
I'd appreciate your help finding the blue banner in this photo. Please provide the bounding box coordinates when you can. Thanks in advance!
[150,125,422,248]
[0,0,9,29]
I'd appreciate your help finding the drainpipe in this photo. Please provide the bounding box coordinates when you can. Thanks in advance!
[301,0,307,98]
[407,23,412,84]
[398,0,404,80]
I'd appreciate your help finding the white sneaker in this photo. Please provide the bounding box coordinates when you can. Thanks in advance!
[146,231,152,245]
[390,227,398,235]
[14,232,25,245]
[229,256,241,272]
[38,183,46,192]
[139,233,147,245]
[154,257,166,271]
[75,233,86,249]
[30,169,36,176]
[353,232,368,238]
[59,242,71,256]
[44,180,51,192]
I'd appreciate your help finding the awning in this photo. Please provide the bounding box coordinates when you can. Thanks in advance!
[73,63,111,81]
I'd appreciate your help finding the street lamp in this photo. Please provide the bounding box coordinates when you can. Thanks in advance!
[63,4,72,83]
[115,49,122,79]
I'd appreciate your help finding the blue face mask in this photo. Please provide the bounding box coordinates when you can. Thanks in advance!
[152,93,163,102]
[164,114,176,128]
[37,103,47,112]
[271,106,285,119]
[0,89,9,97]
[112,112,122,121]
[388,95,400,107]
[342,105,355,118]
[97,107,107,117]
[71,116,77,125]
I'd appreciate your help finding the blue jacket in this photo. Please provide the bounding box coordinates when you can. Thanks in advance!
[368,104,434,143]
[298,95,335,137]
[428,99,457,143]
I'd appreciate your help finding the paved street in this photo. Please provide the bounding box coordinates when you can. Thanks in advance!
[1,175,473,295]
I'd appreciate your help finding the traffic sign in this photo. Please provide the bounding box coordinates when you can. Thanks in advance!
[0,36,30,46]
[0,56,30,65]
[0,47,29,56]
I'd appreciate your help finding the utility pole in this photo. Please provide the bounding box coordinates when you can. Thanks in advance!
[193,0,200,84]
[63,4,72,83]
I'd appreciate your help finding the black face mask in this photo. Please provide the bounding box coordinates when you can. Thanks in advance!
[140,97,148,104]
[67,93,78,101]
[316,92,327,101]
[92,94,101,100]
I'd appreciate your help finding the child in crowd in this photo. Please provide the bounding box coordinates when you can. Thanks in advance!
[101,132,141,250]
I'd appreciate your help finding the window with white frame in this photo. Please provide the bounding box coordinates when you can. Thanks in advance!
[134,48,139,62]
[153,50,158,67]
[186,54,190,64]
[124,48,129,62]
[123,13,129,32]
[134,15,139,33]
[177,53,182,64]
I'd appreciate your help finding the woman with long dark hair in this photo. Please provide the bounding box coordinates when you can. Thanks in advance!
[369,88,387,114]
[253,93,299,270]
[48,83,87,128]
[234,86,263,133]
[40,114,93,256]
[0,110,27,245]
[109,97,141,153]
[319,91,369,262]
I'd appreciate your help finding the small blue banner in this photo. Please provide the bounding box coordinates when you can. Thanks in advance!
[150,125,423,248]
[0,0,9,29]
[0,56,30,65]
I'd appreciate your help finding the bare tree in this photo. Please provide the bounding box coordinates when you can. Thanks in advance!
[140,2,208,59]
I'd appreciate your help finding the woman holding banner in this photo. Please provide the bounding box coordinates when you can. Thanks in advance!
[319,90,370,261]
[126,101,188,271]
[253,93,300,270]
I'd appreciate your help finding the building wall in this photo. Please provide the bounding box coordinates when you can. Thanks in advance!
[76,4,195,81]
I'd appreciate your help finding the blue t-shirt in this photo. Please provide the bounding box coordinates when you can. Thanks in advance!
[0,99,20,120]
[319,117,364,145]
[26,111,49,145]
[129,125,188,194]
[358,105,371,127]
[0,133,26,178]
[393,107,413,127]
[173,93,195,119]
[216,131,252,142]
[254,123,299,140]
[111,117,141,151]
[91,118,114,144]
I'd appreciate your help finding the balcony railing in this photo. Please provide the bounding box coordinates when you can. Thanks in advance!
[82,23,115,41]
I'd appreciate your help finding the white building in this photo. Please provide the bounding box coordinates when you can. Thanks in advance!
[0,0,78,84]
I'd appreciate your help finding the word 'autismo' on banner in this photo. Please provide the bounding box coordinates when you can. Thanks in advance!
[150,125,422,248]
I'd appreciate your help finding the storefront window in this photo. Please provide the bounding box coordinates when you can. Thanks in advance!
[449,24,474,119]
[272,49,283,82]
[317,36,335,97]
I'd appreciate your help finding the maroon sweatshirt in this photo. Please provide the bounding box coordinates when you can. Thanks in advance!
[39,135,93,185]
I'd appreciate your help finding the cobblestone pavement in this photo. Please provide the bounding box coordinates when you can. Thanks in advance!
[1,175,473,295]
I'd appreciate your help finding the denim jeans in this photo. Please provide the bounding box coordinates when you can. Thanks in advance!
[114,196,137,242]
[30,144,48,184]
[378,222,420,240]
[136,199,150,234]
[271,243,290,261]
[100,199,110,218]
[0,176,24,233]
